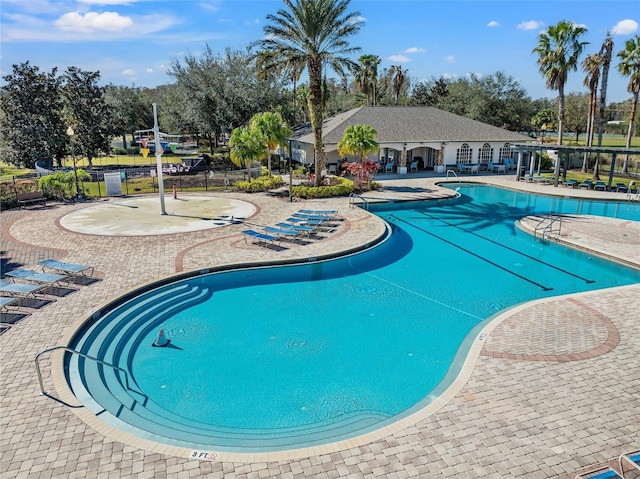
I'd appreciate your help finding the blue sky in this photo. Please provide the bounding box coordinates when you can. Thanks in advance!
[1,0,638,103]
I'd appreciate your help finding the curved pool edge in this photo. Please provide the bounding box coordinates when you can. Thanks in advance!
[52,278,638,463]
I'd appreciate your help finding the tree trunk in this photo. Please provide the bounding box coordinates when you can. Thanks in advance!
[122,132,128,150]
[557,85,565,146]
[622,92,638,174]
[307,56,325,186]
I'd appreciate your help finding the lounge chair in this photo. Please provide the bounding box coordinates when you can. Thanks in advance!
[618,450,640,478]
[275,222,316,235]
[38,259,94,278]
[385,162,394,173]
[297,209,337,217]
[579,180,593,189]
[5,269,67,286]
[0,296,19,312]
[285,216,327,228]
[565,179,578,188]
[470,164,480,174]
[410,161,418,172]
[593,181,607,191]
[263,226,303,240]
[615,183,628,193]
[241,229,279,246]
[292,212,332,223]
[574,466,623,479]
[0,280,44,297]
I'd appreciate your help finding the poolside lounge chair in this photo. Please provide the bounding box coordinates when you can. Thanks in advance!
[0,280,44,298]
[297,209,337,218]
[579,180,593,189]
[470,164,480,175]
[594,181,607,191]
[5,269,67,286]
[0,296,19,312]
[275,222,316,235]
[285,216,327,228]
[565,179,578,188]
[618,450,640,478]
[241,229,279,246]
[292,212,332,223]
[38,259,94,278]
[263,226,304,240]
[574,466,623,479]
[614,183,628,193]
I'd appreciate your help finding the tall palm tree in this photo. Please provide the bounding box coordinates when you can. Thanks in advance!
[250,111,292,175]
[354,54,381,106]
[229,126,268,183]
[617,35,640,174]
[255,0,363,186]
[593,32,614,180]
[581,53,601,172]
[533,20,588,145]
[391,65,408,106]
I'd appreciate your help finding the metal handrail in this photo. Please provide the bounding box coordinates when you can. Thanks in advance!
[534,214,562,240]
[446,169,461,183]
[349,193,369,210]
[35,346,144,399]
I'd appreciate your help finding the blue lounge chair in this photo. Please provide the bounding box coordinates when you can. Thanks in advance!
[297,209,337,218]
[565,179,578,188]
[618,450,640,478]
[292,212,332,223]
[275,222,316,235]
[241,229,279,246]
[285,217,327,228]
[574,466,623,478]
[0,296,19,312]
[5,269,67,286]
[0,280,44,297]
[593,181,607,191]
[579,180,593,189]
[263,226,303,240]
[615,183,628,193]
[39,259,94,277]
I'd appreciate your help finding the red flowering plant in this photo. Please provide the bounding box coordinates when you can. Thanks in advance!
[337,124,379,192]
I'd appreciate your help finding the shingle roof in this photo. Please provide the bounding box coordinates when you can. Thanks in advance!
[292,106,530,144]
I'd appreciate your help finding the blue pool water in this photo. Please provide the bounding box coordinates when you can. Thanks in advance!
[68,184,640,452]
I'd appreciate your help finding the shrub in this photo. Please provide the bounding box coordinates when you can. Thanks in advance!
[234,174,284,192]
[292,177,354,198]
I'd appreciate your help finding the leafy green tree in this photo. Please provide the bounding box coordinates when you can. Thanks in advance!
[0,62,67,168]
[256,0,363,186]
[533,20,588,145]
[229,126,268,182]
[563,92,589,142]
[581,52,601,171]
[62,67,113,166]
[617,34,640,174]
[104,84,153,150]
[337,124,378,190]
[250,111,292,174]
[409,81,432,106]
[354,54,381,106]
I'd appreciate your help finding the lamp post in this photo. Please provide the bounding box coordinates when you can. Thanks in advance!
[66,127,83,201]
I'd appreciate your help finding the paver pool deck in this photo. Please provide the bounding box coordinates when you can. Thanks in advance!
[1,174,639,479]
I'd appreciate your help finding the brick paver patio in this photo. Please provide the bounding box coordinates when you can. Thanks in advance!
[1,176,638,479]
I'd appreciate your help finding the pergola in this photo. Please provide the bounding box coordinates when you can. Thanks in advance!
[511,143,640,189]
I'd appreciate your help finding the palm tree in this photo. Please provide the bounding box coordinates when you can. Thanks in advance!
[337,124,379,190]
[250,111,292,175]
[354,54,381,106]
[581,53,601,172]
[617,35,640,174]
[255,0,363,186]
[533,20,588,145]
[391,65,408,106]
[593,32,614,181]
[229,126,268,183]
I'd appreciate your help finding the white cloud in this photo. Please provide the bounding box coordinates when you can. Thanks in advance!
[388,55,411,62]
[79,0,135,5]
[146,68,154,74]
[442,73,458,80]
[244,18,260,25]
[446,55,455,64]
[487,21,500,28]
[517,20,544,31]
[350,15,366,25]
[198,1,222,12]
[56,11,133,32]
[612,19,638,35]
[121,68,135,76]
[404,47,425,53]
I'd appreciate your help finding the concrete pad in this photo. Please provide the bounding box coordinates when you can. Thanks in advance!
[59,196,256,236]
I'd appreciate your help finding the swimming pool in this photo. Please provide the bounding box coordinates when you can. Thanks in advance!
[65,184,640,453]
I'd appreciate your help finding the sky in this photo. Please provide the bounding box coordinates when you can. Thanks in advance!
[1,0,638,104]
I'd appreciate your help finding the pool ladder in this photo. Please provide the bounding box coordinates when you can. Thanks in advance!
[349,193,369,210]
[534,214,562,241]
[35,345,145,405]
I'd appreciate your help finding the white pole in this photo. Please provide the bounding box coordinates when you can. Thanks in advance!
[153,103,167,215]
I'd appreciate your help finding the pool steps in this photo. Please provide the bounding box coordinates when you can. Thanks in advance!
[67,281,392,450]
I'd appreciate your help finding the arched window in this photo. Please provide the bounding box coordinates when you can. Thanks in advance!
[479,143,493,163]
[499,143,514,162]
[456,144,472,164]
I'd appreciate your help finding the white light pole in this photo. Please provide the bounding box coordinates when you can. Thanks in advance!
[66,127,83,201]
[152,103,167,215]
